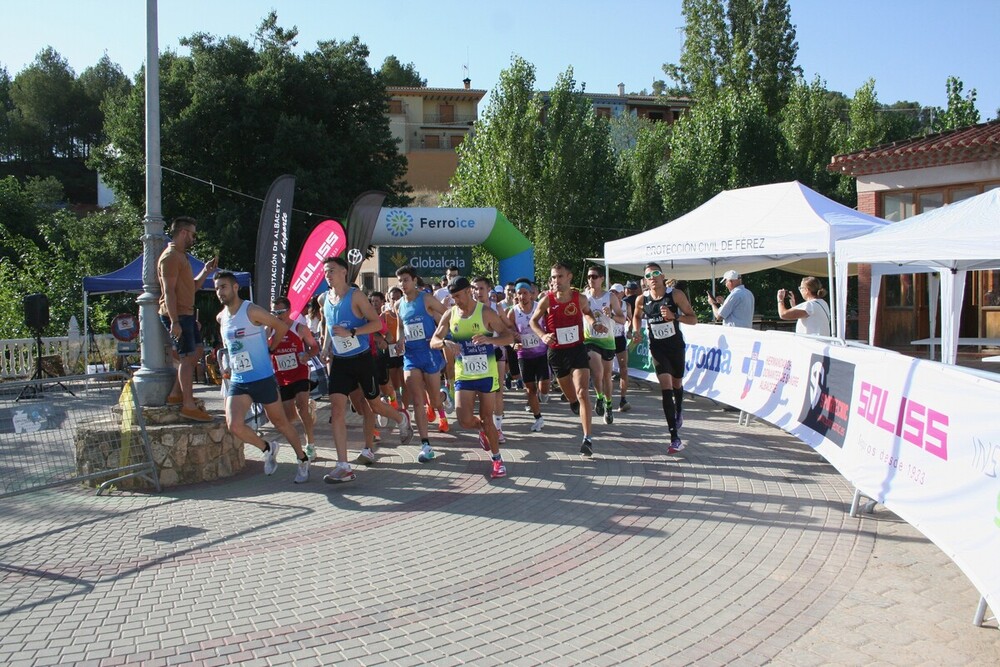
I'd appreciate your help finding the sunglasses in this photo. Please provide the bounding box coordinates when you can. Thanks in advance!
[271,308,288,315]
[644,270,663,279]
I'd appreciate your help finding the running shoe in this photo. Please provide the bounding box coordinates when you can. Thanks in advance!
[524,403,533,412]
[372,428,381,443]
[426,404,435,421]
[604,406,614,424]
[530,416,545,432]
[294,458,310,484]
[437,416,450,433]
[515,379,524,390]
[263,441,280,475]
[442,388,455,412]
[418,444,436,463]
[540,393,550,404]
[491,459,507,478]
[305,443,316,462]
[676,412,684,430]
[580,437,593,458]
[478,430,490,451]
[619,398,631,413]
[668,437,685,454]
[356,447,376,465]
[496,428,506,444]
[323,464,356,484]
[398,411,414,445]
[595,399,605,416]
[570,401,580,415]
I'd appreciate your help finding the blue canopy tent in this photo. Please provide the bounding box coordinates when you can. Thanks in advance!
[82,254,251,358]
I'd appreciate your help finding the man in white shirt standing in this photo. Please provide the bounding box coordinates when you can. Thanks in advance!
[708,270,755,328]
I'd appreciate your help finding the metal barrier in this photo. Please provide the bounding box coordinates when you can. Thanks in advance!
[0,373,160,498]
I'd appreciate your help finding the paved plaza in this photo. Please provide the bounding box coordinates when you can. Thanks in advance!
[1,382,997,666]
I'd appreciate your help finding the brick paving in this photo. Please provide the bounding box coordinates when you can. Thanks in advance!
[1,383,997,665]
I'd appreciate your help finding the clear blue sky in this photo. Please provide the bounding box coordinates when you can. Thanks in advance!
[2,0,998,119]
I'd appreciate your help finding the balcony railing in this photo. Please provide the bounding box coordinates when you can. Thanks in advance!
[421,113,477,125]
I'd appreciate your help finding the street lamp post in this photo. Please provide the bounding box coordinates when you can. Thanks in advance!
[131,0,173,406]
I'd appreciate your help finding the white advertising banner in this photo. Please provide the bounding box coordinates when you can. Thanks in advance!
[631,324,1000,614]
[371,207,497,245]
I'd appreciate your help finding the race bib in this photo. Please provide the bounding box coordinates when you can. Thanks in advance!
[403,321,426,340]
[275,352,298,371]
[590,317,613,339]
[520,332,541,349]
[461,353,490,375]
[556,326,580,345]
[388,344,402,358]
[650,321,676,340]
[332,335,360,354]
[231,351,254,373]
[614,321,626,337]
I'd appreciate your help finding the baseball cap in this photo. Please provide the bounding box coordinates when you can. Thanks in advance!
[720,270,741,283]
[625,280,639,289]
[448,276,472,294]
[610,283,625,293]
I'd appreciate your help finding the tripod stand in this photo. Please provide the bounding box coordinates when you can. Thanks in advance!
[16,332,76,401]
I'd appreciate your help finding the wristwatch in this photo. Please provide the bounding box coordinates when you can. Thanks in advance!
[349,327,357,337]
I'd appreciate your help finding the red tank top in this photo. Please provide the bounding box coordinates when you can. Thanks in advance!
[271,327,308,386]
[545,290,584,349]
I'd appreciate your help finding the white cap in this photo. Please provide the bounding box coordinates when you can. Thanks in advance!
[720,270,741,283]
[610,283,625,293]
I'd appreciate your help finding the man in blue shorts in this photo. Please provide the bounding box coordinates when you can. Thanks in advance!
[214,272,310,483]
[394,265,449,463]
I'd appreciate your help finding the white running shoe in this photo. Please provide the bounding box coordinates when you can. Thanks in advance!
[418,444,436,463]
[263,441,280,475]
[294,458,309,484]
[530,416,545,432]
[305,443,316,462]
[397,411,414,445]
[356,447,376,465]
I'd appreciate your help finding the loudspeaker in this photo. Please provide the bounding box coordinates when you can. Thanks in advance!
[23,293,50,332]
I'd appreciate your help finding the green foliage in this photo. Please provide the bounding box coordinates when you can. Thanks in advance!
[780,75,848,198]
[90,14,410,272]
[662,88,788,218]
[932,76,980,132]
[664,0,800,117]
[378,56,426,87]
[611,115,672,228]
[447,58,625,275]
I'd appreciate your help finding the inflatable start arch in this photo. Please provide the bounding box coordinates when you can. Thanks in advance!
[370,208,534,285]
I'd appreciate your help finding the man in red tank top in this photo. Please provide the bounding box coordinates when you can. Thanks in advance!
[530,262,605,457]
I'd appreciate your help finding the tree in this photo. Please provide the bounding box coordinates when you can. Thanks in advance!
[780,75,847,197]
[932,76,980,132]
[664,0,800,117]
[378,56,426,87]
[77,54,132,157]
[447,57,624,273]
[662,88,788,218]
[8,48,82,161]
[610,114,672,228]
[91,14,409,271]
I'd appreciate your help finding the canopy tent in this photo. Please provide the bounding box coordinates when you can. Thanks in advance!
[603,181,889,333]
[835,188,1000,365]
[82,254,251,343]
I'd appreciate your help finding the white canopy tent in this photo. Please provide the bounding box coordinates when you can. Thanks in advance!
[603,181,889,333]
[835,188,1000,365]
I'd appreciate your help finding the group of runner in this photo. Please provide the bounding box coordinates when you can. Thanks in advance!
[211,254,696,485]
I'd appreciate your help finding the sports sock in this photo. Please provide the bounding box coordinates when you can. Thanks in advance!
[661,389,677,431]
[673,387,684,416]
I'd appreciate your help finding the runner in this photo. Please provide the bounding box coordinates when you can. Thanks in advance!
[395,265,449,463]
[269,295,319,460]
[473,276,512,443]
[506,280,549,432]
[583,268,625,424]
[214,272,310,483]
[609,282,632,413]
[430,276,515,479]
[319,257,413,483]
[631,263,697,454]
[530,262,605,457]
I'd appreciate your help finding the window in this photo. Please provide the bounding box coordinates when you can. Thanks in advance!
[439,104,454,123]
[449,135,464,149]
[388,99,403,114]
[918,191,943,212]
[951,186,978,202]
[424,134,440,149]
[882,193,914,221]
[595,107,612,118]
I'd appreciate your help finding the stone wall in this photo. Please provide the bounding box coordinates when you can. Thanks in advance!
[76,400,244,490]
